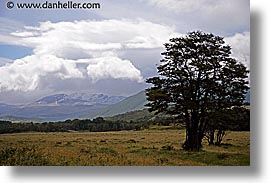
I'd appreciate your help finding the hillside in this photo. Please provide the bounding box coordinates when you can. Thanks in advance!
[86,91,147,118]
[106,109,153,122]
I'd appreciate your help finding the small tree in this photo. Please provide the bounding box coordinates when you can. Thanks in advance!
[146,31,249,151]
[204,109,231,146]
[205,106,250,146]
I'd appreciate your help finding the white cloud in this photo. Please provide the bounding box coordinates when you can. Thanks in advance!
[0,19,181,92]
[10,19,180,58]
[0,18,26,46]
[225,32,250,69]
[0,54,145,92]
[0,55,83,92]
[0,19,249,92]
[86,56,143,82]
[0,57,13,66]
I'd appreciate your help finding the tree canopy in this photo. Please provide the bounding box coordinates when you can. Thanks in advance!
[146,31,249,151]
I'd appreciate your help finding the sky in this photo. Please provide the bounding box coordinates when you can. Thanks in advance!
[0,0,250,104]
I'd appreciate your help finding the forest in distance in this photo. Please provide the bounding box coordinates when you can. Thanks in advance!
[0,106,249,134]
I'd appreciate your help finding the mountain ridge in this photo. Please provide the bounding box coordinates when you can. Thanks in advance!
[0,90,250,122]
[0,92,128,121]
[32,93,126,106]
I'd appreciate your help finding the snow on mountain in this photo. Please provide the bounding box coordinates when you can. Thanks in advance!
[33,93,126,106]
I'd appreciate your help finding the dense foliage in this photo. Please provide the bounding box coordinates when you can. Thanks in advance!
[204,106,250,145]
[146,31,249,151]
[0,117,149,134]
[0,105,249,136]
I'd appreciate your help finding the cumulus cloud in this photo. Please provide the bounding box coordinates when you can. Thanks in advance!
[0,19,249,92]
[0,55,83,92]
[225,32,250,69]
[10,19,180,58]
[86,56,143,82]
[0,19,180,92]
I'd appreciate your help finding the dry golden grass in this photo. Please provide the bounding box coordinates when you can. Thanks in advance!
[0,129,250,166]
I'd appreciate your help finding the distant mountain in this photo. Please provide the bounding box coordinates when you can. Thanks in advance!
[0,93,126,121]
[0,115,43,123]
[33,93,126,106]
[87,89,251,119]
[0,90,250,122]
[0,103,17,116]
[10,104,108,121]
[85,91,147,118]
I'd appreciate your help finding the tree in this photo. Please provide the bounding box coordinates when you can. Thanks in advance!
[146,31,249,151]
[204,106,250,146]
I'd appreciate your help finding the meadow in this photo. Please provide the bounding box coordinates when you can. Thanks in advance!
[0,128,250,166]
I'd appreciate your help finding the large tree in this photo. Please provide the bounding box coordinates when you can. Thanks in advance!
[146,31,249,151]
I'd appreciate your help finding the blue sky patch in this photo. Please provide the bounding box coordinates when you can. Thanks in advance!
[0,44,32,60]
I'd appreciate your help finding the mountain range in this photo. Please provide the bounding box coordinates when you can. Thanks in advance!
[0,90,249,122]
[33,93,126,106]
[0,91,147,122]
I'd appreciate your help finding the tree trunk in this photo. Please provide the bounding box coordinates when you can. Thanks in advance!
[184,128,202,151]
[183,112,203,151]
[215,129,226,146]
[209,130,215,145]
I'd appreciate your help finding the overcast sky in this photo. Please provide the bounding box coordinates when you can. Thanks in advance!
[0,0,250,104]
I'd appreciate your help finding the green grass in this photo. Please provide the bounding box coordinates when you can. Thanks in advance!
[0,129,250,166]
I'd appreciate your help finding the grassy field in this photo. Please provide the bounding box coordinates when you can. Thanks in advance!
[0,128,250,166]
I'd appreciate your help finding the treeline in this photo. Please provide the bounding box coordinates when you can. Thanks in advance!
[0,117,149,134]
[0,106,249,135]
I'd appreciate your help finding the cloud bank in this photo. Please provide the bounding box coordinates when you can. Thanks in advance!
[0,19,249,93]
[0,19,180,92]
[0,55,83,92]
